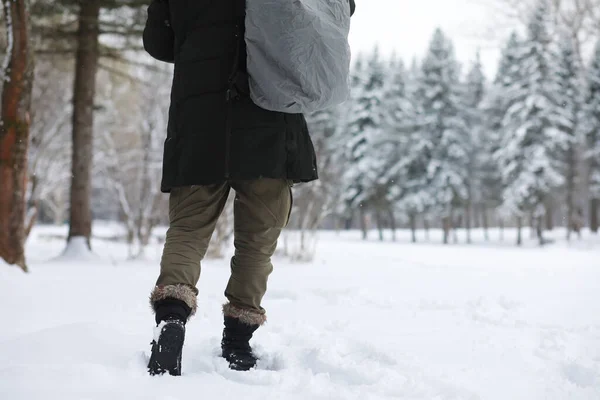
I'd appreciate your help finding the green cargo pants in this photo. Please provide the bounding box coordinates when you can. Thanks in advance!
[154,179,292,320]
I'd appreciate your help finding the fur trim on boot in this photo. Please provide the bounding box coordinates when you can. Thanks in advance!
[222,303,266,326]
[150,285,197,318]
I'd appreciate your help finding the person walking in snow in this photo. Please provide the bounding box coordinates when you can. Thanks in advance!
[143,0,356,375]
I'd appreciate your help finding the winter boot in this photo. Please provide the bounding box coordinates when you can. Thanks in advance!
[221,316,260,371]
[148,319,186,376]
[148,298,191,376]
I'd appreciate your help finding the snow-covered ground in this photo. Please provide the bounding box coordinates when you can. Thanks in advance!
[1,224,599,400]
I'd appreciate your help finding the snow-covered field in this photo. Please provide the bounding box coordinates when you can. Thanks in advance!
[1,224,599,400]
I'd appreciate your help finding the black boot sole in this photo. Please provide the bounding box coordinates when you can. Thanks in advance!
[148,323,185,376]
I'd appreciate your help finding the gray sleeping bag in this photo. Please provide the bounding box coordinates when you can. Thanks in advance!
[245,0,352,114]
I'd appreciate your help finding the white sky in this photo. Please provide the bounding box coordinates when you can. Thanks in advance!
[348,0,510,79]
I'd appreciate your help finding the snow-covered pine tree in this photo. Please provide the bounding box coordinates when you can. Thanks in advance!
[338,53,365,233]
[381,57,430,243]
[495,33,523,90]
[483,32,522,241]
[554,32,583,240]
[463,51,486,244]
[377,57,410,241]
[583,39,600,234]
[496,0,568,245]
[344,48,387,240]
[416,28,470,244]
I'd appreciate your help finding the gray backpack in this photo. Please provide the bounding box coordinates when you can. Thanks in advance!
[245,0,352,114]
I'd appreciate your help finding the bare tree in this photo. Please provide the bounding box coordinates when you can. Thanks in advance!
[0,0,34,272]
[284,124,345,262]
[45,185,69,225]
[98,67,168,259]
[27,57,71,231]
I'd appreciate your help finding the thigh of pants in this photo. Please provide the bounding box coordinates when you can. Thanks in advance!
[156,179,292,313]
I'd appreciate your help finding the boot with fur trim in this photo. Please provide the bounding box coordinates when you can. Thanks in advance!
[148,286,195,376]
[221,304,265,371]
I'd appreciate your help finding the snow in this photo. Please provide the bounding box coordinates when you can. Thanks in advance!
[154,321,168,342]
[1,225,600,400]
[57,236,99,262]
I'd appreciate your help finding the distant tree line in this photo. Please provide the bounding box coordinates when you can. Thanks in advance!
[308,0,600,245]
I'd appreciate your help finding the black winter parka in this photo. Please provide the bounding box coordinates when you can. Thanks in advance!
[143,0,355,192]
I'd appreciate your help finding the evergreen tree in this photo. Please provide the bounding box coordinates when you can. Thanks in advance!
[416,28,469,244]
[495,0,567,245]
[463,51,486,243]
[583,39,600,234]
[495,33,523,89]
[383,57,411,139]
[554,33,583,239]
[344,48,387,239]
[383,57,430,242]
[376,57,412,241]
[482,32,522,241]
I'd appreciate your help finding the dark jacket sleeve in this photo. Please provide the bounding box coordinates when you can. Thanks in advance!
[349,0,356,16]
[143,0,175,63]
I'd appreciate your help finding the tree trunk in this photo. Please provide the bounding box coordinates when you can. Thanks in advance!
[300,228,306,251]
[375,210,384,241]
[474,204,481,228]
[67,0,101,249]
[591,198,599,234]
[567,193,573,242]
[359,206,368,240]
[0,0,34,272]
[388,208,396,242]
[537,215,545,246]
[344,211,353,230]
[545,198,554,231]
[566,144,577,240]
[24,202,38,239]
[24,173,38,240]
[529,212,535,239]
[465,203,472,244]
[516,216,522,246]
[442,216,450,245]
[409,213,417,243]
[452,208,458,244]
[424,217,430,241]
[126,224,135,259]
[499,218,504,242]
[482,207,489,241]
